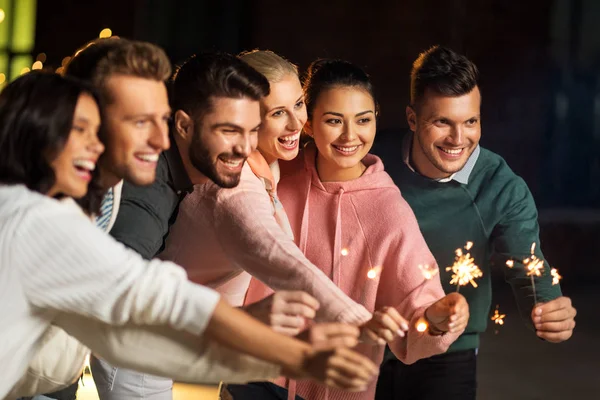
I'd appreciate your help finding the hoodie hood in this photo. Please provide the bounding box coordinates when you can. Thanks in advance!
[299,143,397,194]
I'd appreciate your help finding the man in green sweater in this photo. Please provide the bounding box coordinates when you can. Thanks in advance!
[374,46,576,399]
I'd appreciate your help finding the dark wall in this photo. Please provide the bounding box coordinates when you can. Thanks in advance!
[34,0,600,208]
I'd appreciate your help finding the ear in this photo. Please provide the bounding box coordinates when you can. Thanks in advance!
[406,105,417,132]
[303,120,313,137]
[174,110,193,141]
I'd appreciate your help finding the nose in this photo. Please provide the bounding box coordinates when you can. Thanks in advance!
[448,126,464,145]
[233,133,255,157]
[148,120,170,151]
[341,122,358,142]
[88,132,105,156]
[287,113,303,132]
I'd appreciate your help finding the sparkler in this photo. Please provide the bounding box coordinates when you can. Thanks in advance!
[524,242,544,304]
[446,242,483,292]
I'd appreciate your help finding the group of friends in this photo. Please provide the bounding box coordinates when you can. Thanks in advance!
[0,38,577,400]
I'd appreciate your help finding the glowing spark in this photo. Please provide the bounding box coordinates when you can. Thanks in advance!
[341,248,349,256]
[446,242,482,291]
[551,268,562,285]
[415,318,428,332]
[367,266,382,280]
[491,305,506,326]
[418,264,438,280]
[531,242,536,254]
[32,61,43,70]
[525,258,544,277]
[506,260,514,268]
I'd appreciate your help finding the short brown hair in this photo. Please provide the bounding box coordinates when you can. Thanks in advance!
[64,38,171,103]
[410,46,479,108]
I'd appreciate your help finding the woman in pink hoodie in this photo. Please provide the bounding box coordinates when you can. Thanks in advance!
[245,59,470,400]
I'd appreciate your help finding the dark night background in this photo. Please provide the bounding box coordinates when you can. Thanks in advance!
[9,0,600,398]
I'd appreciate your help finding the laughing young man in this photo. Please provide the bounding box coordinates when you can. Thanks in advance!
[374,46,576,400]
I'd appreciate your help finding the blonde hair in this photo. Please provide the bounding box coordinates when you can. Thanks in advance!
[239,49,298,83]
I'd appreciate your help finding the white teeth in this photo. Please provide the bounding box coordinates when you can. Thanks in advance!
[221,159,242,167]
[137,153,159,162]
[334,145,359,153]
[73,159,95,171]
[279,133,300,142]
[440,148,463,155]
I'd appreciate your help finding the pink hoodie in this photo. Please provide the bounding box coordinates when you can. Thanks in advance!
[245,144,461,400]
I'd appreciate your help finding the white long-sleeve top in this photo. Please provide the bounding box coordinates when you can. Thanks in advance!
[0,184,220,400]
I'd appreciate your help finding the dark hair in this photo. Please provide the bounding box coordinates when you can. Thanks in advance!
[64,38,172,104]
[0,72,100,208]
[303,59,378,120]
[410,46,479,107]
[171,52,270,122]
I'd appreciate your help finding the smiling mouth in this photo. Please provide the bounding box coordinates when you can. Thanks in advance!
[437,147,465,157]
[73,159,96,181]
[219,157,244,171]
[332,144,362,155]
[278,133,300,150]
[135,153,160,163]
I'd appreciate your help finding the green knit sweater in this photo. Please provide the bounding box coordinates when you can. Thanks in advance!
[380,142,562,352]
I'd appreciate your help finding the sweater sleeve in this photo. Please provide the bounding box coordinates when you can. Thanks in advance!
[211,171,371,325]
[376,196,462,365]
[54,314,281,384]
[490,175,562,326]
[16,202,220,336]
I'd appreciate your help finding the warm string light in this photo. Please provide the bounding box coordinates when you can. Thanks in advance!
[446,241,483,292]
[99,28,112,38]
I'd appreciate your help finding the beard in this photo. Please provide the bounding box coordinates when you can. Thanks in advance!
[188,130,244,189]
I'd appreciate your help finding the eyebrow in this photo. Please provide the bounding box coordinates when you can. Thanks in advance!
[322,110,374,118]
[267,94,305,113]
[210,122,245,131]
[122,111,172,121]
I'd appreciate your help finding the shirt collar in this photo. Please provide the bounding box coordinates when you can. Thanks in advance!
[164,136,193,192]
[402,132,480,184]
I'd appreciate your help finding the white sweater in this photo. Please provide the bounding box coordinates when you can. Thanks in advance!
[0,185,220,399]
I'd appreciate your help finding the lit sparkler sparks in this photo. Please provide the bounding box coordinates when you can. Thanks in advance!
[367,266,382,280]
[491,305,506,326]
[551,268,562,285]
[524,242,544,304]
[341,248,349,257]
[506,260,514,268]
[446,242,483,292]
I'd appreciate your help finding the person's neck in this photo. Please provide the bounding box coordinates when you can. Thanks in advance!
[258,149,277,166]
[409,136,451,180]
[174,135,211,185]
[315,153,366,182]
[97,160,122,191]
